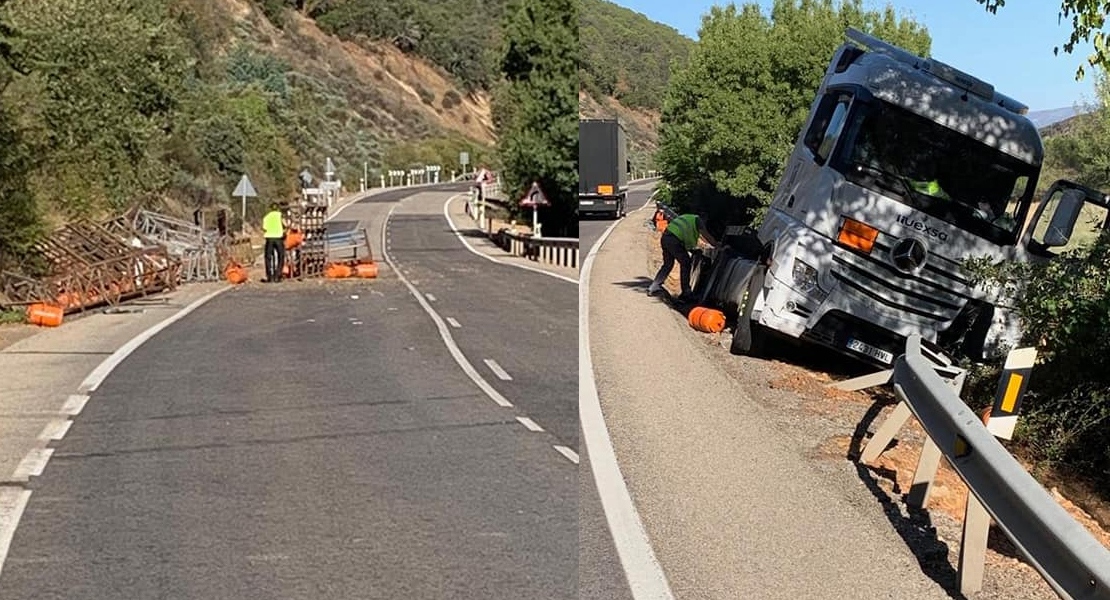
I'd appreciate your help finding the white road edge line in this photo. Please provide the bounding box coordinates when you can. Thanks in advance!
[383,205,513,408]
[37,419,72,442]
[442,194,579,285]
[553,445,579,464]
[0,488,31,579]
[446,317,462,329]
[79,286,230,393]
[12,448,53,481]
[516,416,544,432]
[61,394,89,416]
[483,358,513,381]
[581,187,676,600]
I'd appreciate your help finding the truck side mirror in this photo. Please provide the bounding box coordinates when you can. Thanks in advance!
[1042,189,1085,247]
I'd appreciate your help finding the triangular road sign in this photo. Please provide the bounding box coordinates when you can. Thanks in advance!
[233,174,257,197]
[519,181,549,207]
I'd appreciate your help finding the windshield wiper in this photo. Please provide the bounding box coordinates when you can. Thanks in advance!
[852,162,918,202]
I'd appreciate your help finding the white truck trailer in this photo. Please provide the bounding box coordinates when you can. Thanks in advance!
[699,28,1110,366]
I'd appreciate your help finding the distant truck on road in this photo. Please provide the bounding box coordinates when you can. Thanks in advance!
[699,28,1110,366]
[579,119,630,219]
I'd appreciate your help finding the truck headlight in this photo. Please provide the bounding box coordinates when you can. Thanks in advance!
[792,258,819,293]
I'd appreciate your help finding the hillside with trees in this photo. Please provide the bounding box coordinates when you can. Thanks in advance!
[0,0,505,267]
[578,0,693,170]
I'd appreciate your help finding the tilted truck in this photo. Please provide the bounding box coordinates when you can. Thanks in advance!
[579,119,630,219]
[697,28,1110,366]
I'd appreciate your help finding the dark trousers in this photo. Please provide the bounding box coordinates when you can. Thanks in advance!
[264,238,285,282]
[652,231,692,295]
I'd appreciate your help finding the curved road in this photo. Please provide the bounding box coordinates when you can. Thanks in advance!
[0,186,577,599]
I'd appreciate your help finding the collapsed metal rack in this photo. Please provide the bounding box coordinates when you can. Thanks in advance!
[286,204,327,279]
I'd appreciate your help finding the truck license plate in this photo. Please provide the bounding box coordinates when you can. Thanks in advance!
[846,338,894,364]
[580,200,594,205]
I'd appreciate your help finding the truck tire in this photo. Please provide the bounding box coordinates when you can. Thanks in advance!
[730,318,765,356]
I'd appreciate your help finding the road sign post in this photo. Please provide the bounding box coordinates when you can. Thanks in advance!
[233,174,258,233]
[519,181,550,238]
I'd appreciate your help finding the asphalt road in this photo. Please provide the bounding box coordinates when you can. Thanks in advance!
[0,187,576,600]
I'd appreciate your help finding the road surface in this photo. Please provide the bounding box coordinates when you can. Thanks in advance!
[0,186,577,600]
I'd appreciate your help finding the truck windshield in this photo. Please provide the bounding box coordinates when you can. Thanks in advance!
[839,100,1036,246]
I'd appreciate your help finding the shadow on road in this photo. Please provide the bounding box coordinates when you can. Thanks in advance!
[849,403,969,600]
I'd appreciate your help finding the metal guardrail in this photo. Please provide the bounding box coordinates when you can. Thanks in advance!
[325,228,373,262]
[493,230,578,269]
[881,335,1110,599]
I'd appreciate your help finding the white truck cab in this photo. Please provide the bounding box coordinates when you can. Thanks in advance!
[713,28,1110,366]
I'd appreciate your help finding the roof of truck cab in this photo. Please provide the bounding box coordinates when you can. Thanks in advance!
[834,52,1043,165]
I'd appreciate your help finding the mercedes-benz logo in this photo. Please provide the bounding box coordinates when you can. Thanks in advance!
[890,238,928,273]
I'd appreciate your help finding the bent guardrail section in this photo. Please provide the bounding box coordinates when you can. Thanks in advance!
[886,335,1110,599]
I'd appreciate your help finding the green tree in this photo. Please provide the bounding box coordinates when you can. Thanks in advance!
[494,0,578,236]
[976,0,1110,80]
[657,0,929,225]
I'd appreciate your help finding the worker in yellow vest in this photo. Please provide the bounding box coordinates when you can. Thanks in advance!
[262,202,287,283]
[648,212,717,302]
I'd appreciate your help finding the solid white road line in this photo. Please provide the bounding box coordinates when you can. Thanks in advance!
[79,286,230,393]
[61,394,89,416]
[0,487,31,578]
[442,195,579,285]
[516,416,544,432]
[553,445,580,464]
[483,359,513,381]
[446,317,462,329]
[37,420,71,442]
[581,189,676,600]
[425,293,437,302]
[383,206,513,408]
[12,448,53,481]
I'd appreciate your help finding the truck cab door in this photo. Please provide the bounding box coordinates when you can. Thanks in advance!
[1023,179,1110,260]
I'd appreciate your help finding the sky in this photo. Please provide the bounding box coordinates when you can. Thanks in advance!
[609,0,1099,111]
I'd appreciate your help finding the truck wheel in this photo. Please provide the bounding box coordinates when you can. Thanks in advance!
[730,318,765,356]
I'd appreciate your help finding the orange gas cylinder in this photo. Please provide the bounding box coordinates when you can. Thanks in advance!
[285,230,305,250]
[688,306,726,333]
[353,262,378,279]
[27,303,64,327]
[325,263,353,278]
[225,264,248,284]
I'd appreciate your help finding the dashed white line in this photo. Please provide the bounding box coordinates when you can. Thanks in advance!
[37,420,71,442]
[12,448,53,481]
[553,445,579,464]
[382,205,513,408]
[446,317,462,328]
[0,487,31,578]
[516,416,544,432]
[483,359,513,381]
[425,293,437,302]
[61,394,89,416]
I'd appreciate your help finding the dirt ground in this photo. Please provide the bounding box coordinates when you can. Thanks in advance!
[644,226,1110,595]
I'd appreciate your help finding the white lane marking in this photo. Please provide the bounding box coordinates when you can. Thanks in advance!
[80,286,230,393]
[0,487,31,578]
[581,189,676,600]
[446,317,462,329]
[483,359,513,381]
[12,448,53,481]
[554,445,580,464]
[383,206,513,408]
[425,293,437,302]
[516,416,544,432]
[442,195,579,285]
[61,394,89,416]
[37,420,71,442]
[326,182,445,221]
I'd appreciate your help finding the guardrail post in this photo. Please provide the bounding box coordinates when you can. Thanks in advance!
[906,374,965,509]
[959,493,991,594]
[860,401,912,464]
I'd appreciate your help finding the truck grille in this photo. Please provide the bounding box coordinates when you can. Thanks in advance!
[830,234,975,324]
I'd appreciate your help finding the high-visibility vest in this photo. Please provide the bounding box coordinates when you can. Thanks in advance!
[263,210,284,239]
[666,214,700,250]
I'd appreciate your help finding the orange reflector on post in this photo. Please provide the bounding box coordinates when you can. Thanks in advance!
[597,184,614,195]
[837,218,879,254]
